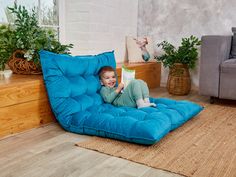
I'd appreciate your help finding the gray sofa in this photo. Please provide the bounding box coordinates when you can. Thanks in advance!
[199,31,236,102]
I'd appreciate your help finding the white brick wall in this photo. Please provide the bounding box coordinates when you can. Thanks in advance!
[60,0,138,63]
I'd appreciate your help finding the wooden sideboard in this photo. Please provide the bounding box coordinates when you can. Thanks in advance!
[0,74,55,138]
[0,62,161,138]
[116,62,161,89]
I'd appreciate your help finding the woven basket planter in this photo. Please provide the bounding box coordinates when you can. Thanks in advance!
[8,50,42,75]
[167,63,191,95]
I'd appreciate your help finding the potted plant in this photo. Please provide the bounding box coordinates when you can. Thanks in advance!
[155,35,201,95]
[0,3,73,74]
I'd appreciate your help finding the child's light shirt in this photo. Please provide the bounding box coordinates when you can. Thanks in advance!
[99,86,121,104]
[99,80,149,108]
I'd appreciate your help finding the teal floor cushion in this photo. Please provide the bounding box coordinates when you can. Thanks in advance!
[39,50,203,145]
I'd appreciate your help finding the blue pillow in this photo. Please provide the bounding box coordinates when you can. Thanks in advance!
[40,50,203,145]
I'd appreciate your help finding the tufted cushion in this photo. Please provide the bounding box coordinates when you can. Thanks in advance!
[40,50,203,145]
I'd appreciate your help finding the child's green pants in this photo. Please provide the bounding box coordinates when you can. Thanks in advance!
[113,79,149,107]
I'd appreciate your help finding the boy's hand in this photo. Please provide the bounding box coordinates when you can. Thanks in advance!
[115,83,124,93]
[118,83,124,89]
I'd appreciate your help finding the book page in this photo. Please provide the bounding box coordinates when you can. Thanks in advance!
[121,65,135,89]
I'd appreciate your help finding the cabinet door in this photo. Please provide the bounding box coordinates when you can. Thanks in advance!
[116,62,161,89]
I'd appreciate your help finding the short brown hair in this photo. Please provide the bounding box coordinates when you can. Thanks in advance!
[98,66,116,78]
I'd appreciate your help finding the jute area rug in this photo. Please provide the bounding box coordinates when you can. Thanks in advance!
[76,103,236,177]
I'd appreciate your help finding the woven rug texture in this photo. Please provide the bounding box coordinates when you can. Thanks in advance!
[76,104,236,177]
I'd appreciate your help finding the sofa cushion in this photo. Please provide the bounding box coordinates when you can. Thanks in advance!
[221,59,236,74]
[39,50,203,145]
[220,58,236,99]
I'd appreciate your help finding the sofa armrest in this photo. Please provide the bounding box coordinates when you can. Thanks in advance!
[199,35,232,97]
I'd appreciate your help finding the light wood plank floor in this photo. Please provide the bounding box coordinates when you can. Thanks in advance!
[0,88,211,177]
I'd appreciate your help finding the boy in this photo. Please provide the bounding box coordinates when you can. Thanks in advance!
[99,66,156,108]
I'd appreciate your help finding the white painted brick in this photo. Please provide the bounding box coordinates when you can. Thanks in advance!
[65,22,90,32]
[89,23,109,33]
[66,12,90,23]
[63,0,138,61]
[66,1,90,12]
[66,32,91,42]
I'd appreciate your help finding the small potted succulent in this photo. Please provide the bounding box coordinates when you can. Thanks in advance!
[0,3,73,74]
[155,35,201,95]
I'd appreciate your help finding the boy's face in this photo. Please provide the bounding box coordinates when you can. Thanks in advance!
[100,71,116,88]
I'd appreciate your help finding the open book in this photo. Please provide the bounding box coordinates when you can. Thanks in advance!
[121,65,135,89]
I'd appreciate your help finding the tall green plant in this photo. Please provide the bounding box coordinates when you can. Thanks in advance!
[156,35,201,69]
[0,3,73,70]
[0,25,16,70]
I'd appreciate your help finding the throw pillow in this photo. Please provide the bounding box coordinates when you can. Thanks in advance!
[230,27,236,58]
[126,36,154,63]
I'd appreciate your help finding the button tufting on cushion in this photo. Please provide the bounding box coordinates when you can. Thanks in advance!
[68,76,87,97]
[40,50,203,145]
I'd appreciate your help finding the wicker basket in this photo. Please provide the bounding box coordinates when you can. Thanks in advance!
[167,63,191,95]
[8,50,42,75]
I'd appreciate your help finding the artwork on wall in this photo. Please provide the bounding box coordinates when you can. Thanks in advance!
[126,36,154,63]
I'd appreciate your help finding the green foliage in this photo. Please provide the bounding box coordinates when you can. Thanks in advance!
[0,25,16,70]
[0,3,73,70]
[155,35,201,69]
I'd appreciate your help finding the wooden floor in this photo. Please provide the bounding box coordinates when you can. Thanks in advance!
[0,87,210,177]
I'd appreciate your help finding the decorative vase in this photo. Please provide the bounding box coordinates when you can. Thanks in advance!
[8,50,42,75]
[167,63,191,95]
